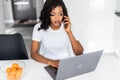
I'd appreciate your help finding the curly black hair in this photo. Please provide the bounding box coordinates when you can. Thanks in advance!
[38,0,68,31]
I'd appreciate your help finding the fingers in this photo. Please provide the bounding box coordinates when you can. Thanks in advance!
[48,60,59,68]
[63,16,71,27]
[55,60,59,67]
[64,16,70,23]
[64,22,69,28]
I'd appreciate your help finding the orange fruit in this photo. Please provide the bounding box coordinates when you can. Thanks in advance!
[17,67,23,71]
[9,68,17,76]
[6,63,23,80]
[6,67,12,73]
[7,73,16,80]
[12,63,19,69]
[16,71,22,78]
[16,67,23,78]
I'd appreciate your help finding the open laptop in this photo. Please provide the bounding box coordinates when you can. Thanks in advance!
[44,50,103,80]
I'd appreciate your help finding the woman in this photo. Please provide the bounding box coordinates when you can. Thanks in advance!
[31,0,83,68]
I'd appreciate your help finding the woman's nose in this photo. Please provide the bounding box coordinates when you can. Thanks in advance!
[55,15,59,20]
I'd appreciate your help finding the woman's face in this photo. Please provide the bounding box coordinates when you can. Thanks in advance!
[50,6,64,28]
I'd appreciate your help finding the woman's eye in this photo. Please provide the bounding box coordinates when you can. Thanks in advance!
[50,14,54,16]
[60,14,63,16]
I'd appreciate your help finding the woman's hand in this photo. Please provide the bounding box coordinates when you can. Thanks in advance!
[48,60,60,68]
[63,16,71,33]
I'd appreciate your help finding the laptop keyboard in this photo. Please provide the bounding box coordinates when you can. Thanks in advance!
[44,66,58,79]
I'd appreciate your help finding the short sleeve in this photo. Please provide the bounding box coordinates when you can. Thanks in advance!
[32,23,42,42]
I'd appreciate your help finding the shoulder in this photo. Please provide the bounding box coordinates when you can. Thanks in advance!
[33,23,41,30]
[32,23,43,41]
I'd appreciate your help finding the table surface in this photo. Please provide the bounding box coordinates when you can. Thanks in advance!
[0,52,120,80]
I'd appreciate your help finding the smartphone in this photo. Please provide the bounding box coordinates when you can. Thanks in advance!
[63,14,69,28]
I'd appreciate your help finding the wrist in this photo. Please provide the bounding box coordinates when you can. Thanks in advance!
[67,30,72,35]
[47,60,52,65]
[47,60,50,65]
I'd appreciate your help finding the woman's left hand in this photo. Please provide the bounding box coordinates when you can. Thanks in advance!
[63,16,71,33]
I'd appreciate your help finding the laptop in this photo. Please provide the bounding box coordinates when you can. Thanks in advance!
[44,50,103,80]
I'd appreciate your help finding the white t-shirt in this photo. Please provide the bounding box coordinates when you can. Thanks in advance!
[32,23,78,60]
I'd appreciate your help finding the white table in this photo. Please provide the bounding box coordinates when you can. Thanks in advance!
[0,53,120,80]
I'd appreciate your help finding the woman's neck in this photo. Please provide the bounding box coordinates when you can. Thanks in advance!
[50,25,61,30]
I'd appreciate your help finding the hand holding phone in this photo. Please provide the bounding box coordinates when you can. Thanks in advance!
[63,16,71,32]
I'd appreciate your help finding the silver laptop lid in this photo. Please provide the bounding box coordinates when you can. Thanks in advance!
[56,50,103,80]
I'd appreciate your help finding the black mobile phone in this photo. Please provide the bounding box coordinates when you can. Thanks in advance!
[62,14,69,21]
[63,15,69,28]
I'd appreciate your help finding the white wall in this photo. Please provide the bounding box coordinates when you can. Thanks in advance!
[64,0,115,53]
[3,0,14,23]
[36,0,44,21]
[115,0,120,11]
[114,15,120,58]
[0,0,5,34]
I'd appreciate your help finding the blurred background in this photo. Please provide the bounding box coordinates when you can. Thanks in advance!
[0,0,120,58]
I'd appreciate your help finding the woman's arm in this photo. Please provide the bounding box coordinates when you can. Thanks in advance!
[64,16,84,55]
[31,41,59,68]
[67,31,84,55]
